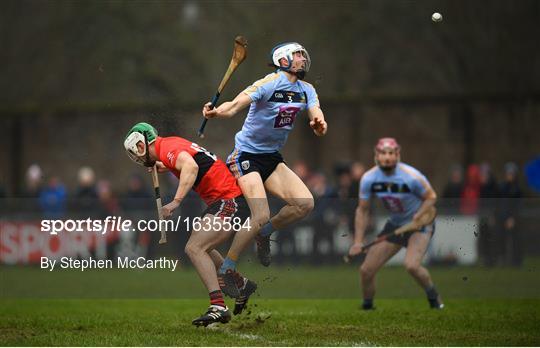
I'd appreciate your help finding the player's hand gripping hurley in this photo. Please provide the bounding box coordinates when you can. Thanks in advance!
[344,206,437,263]
[150,165,167,244]
[198,36,248,138]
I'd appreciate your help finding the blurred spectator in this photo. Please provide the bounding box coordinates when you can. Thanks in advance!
[122,174,152,212]
[478,162,499,267]
[334,162,352,200]
[497,162,523,267]
[524,157,540,193]
[96,180,120,217]
[39,176,67,219]
[479,163,499,200]
[14,164,43,216]
[72,166,98,217]
[96,179,121,256]
[348,161,366,199]
[119,173,155,258]
[442,164,464,213]
[331,163,356,242]
[307,171,335,264]
[22,164,43,198]
[460,164,481,215]
[347,162,367,234]
[443,164,464,198]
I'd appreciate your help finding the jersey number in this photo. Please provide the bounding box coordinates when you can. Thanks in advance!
[190,143,217,161]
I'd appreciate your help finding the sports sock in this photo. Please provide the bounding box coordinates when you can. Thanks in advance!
[362,298,374,310]
[425,285,439,300]
[218,257,237,274]
[260,222,274,237]
[209,290,226,308]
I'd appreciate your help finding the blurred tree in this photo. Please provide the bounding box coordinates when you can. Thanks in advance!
[2,0,538,111]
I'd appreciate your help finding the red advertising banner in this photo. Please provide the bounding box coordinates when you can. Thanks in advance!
[0,221,121,264]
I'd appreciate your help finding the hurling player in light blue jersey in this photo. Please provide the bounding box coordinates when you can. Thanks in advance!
[348,138,444,310]
[203,42,327,274]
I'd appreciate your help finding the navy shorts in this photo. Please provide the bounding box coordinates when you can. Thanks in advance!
[226,149,285,182]
[378,220,435,248]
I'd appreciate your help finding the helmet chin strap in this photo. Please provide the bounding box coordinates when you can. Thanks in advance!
[278,66,306,80]
[294,70,306,80]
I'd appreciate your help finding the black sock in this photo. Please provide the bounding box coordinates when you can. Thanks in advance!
[425,285,439,300]
[362,299,374,309]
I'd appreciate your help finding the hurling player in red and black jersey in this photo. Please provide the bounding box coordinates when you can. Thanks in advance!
[124,122,256,327]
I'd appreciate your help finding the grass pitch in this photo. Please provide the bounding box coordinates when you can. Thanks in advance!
[1,298,538,346]
[1,259,539,346]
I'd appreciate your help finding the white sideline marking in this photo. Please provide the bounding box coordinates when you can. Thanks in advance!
[351,341,377,347]
[206,324,266,343]
[235,333,264,341]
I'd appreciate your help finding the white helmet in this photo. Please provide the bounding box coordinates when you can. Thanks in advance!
[124,122,158,166]
[270,42,311,78]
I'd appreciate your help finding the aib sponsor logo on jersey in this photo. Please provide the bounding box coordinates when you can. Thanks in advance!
[274,106,300,128]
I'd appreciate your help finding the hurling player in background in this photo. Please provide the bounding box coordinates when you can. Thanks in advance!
[202,42,328,271]
[348,138,444,310]
[124,122,256,326]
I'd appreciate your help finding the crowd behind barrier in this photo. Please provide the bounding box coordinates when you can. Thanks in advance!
[0,160,535,267]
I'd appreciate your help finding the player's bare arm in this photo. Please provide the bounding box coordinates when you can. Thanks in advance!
[202,92,252,119]
[413,187,437,222]
[161,152,199,218]
[308,106,327,136]
[349,199,370,256]
[146,161,167,173]
[151,161,168,173]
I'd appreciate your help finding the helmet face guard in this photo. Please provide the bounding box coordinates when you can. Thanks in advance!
[124,132,155,167]
[124,132,147,166]
[271,42,311,79]
[124,122,158,167]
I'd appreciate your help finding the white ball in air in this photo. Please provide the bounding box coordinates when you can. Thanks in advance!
[432,12,443,22]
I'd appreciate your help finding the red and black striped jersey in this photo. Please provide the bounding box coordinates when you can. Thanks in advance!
[154,136,242,205]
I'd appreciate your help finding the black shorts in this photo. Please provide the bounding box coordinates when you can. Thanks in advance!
[378,220,436,248]
[201,195,251,223]
[226,149,285,182]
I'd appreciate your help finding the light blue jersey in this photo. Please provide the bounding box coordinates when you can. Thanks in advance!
[234,71,320,153]
[360,163,432,226]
